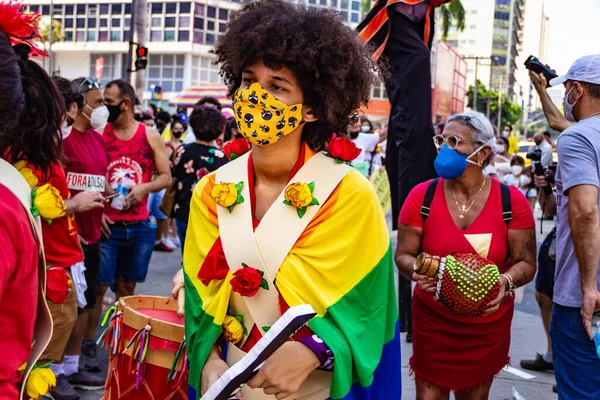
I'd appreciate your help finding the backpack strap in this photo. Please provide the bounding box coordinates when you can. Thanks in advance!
[420,178,439,223]
[500,182,513,227]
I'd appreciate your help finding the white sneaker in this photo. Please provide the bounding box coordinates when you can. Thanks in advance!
[171,235,181,248]
[163,237,176,249]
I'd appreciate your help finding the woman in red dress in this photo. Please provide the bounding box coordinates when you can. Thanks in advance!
[396,111,536,399]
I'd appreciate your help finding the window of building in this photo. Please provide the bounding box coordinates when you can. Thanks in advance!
[191,55,223,86]
[90,54,124,87]
[371,79,388,100]
[146,54,186,93]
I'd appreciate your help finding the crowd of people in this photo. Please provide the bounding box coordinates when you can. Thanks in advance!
[1,1,600,400]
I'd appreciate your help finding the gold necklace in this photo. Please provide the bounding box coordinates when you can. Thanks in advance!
[449,178,486,219]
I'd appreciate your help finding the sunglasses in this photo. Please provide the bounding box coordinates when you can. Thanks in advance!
[77,77,101,94]
[433,134,480,149]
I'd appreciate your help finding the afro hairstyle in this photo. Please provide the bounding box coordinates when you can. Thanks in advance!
[212,0,378,151]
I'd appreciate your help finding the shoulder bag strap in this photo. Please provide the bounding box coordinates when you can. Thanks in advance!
[420,178,439,223]
[500,182,513,228]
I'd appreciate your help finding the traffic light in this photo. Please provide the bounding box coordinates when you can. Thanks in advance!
[135,45,148,70]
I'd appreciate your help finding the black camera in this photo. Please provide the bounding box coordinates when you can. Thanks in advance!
[528,149,553,194]
[526,148,542,162]
[525,56,558,86]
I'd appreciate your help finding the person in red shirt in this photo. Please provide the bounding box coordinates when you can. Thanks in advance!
[395,112,537,399]
[59,76,109,390]
[88,80,170,343]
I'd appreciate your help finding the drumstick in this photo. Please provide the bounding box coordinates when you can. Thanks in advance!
[177,287,185,317]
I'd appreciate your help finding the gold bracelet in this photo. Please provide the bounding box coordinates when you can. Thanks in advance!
[501,273,517,294]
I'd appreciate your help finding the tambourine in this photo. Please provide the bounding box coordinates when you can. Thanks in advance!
[414,252,502,317]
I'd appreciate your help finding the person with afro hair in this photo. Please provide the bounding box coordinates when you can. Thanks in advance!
[175,1,401,399]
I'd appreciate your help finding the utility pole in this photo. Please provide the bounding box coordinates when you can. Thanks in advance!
[497,76,504,134]
[464,56,492,112]
[486,56,496,118]
[125,0,137,83]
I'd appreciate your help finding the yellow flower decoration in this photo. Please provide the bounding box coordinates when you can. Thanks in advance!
[222,315,245,344]
[26,367,56,399]
[211,181,244,212]
[283,182,319,218]
[32,184,66,220]
[13,160,39,189]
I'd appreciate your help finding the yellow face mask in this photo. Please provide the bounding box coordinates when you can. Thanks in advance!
[232,82,304,146]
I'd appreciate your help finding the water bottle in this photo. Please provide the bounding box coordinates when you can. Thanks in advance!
[592,312,600,359]
[111,173,133,210]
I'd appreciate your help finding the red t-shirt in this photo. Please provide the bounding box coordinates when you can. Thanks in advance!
[0,185,39,397]
[63,127,108,244]
[103,123,155,222]
[35,164,83,268]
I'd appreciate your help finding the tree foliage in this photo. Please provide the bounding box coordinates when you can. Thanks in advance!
[467,80,523,129]
[440,0,466,40]
[40,19,65,43]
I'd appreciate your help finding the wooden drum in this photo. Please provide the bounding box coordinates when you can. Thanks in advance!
[102,295,188,400]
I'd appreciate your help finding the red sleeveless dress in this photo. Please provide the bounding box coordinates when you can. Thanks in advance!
[399,178,535,392]
[103,123,155,222]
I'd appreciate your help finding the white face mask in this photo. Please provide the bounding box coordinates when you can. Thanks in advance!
[563,86,578,122]
[497,144,507,153]
[84,104,109,130]
[361,125,370,133]
[61,122,73,138]
[511,165,523,176]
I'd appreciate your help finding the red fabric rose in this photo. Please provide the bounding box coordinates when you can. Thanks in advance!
[327,134,362,162]
[230,265,267,297]
[224,138,251,160]
[46,267,70,304]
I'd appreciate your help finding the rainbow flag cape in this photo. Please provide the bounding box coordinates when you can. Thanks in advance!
[184,151,400,399]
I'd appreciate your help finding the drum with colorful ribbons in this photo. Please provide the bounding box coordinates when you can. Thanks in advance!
[100,295,187,399]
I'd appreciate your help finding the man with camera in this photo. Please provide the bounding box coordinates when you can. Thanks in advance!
[527,55,600,399]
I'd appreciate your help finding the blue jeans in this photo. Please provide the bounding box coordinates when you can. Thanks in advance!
[175,219,188,254]
[551,304,600,399]
[147,189,168,220]
[99,220,156,286]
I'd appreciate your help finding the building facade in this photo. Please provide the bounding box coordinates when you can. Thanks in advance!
[445,0,525,103]
[29,0,382,111]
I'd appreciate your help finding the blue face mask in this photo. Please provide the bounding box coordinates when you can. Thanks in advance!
[434,144,484,180]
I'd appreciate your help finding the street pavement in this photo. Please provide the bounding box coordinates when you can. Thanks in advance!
[79,211,558,400]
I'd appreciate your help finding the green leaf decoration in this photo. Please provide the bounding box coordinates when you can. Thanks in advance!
[308,182,315,193]
[283,199,292,206]
[237,194,244,204]
[259,279,269,290]
[297,207,307,219]
[235,315,243,323]
[46,264,52,270]
[310,197,320,206]
[45,218,52,225]
[323,152,333,159]
[262,326,271,333]
[230,152,239,160]
[235,181,244,192]
[227,205,234,213]
[258,270,264,277]
[31,205,39,217]
[241,263,248,268]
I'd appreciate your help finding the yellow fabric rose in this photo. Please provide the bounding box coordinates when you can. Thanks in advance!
[33,184,66,219]
[284,182,313,209]
[222,315,245,344]
[13,160,39,189]
[26,367,56,399]
[211,182,238,208]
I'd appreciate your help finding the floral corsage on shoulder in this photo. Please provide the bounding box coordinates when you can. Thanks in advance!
[13,160,66,222]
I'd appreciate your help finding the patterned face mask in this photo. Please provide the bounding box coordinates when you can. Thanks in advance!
[232,82,304,146]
